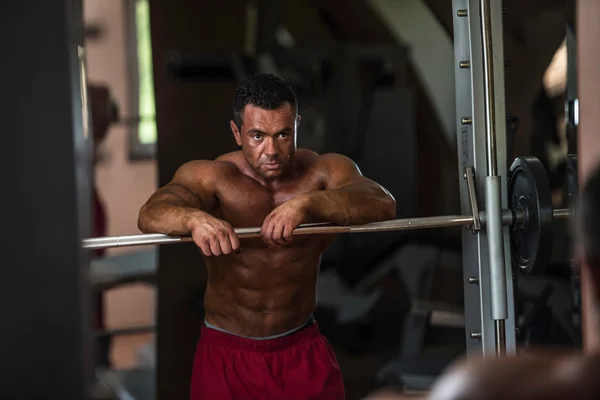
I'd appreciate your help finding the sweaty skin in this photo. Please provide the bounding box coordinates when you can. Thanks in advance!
[138,104,396,337]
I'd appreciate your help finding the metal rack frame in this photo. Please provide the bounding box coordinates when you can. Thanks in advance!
[452,0,517,356]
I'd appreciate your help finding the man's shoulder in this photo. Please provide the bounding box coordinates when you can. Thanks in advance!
[298,150,354,169]
[214,151,245,173]
[304,152,359,175]
[214,150,241,163]
[179,154,241,178]
[295,148,320,166]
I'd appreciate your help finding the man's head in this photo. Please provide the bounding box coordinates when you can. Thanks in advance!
[230,73,299,180]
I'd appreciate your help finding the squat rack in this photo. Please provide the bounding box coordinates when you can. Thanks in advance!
[453,0,516,356]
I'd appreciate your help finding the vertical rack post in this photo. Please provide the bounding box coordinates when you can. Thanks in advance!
[452,0,517,357]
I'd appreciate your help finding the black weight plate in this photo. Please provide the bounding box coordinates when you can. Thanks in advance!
[565,154,578,213]
[509,157,554,275]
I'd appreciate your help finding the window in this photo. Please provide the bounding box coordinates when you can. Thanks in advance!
[126,0,157,160]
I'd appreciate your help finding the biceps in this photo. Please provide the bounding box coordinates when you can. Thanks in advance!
[152,183,214,210]
[321,156,367,190]
[167,161,219,209]
[325,162,372,190]
[324,167,388,195]
[326,175,375,191]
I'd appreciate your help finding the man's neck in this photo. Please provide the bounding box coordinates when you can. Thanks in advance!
[244,161,297,190]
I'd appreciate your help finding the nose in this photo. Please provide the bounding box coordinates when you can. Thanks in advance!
[264,137,279,157]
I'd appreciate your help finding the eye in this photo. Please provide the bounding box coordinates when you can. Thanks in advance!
[279,132,288,138]
[252,133,263,141]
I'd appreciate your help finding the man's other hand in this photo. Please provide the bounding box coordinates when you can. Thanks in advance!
[187,212,240,256]
[260,195,310,247]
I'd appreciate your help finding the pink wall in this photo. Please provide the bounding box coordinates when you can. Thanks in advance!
[84,0,157,368]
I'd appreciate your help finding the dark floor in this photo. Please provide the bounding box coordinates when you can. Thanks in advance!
[334,346,399,400]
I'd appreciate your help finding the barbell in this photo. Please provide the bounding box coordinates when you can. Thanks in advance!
[83,156,577,275]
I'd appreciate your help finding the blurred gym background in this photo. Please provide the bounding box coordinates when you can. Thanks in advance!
[86,1,576,399]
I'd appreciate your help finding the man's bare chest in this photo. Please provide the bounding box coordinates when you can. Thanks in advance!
[212,173,322,228]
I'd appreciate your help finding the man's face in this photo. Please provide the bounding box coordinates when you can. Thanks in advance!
[231,103,299,180]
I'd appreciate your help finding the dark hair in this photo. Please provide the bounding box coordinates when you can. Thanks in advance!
[577,164,600,267]
[232,73,298,128]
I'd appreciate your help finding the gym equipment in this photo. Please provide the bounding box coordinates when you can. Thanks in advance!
[515,284,554,345]
[451,0,580,357]
[83,218,473,249]
[508,157,554,275]
[82,157,571,279]
[452,0,518,356]
[376,248,464,392]
[377,153,572,389]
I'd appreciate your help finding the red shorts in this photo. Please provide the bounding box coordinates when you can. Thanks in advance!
[190,321,345,400]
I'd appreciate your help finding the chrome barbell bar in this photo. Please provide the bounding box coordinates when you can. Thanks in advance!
[82,208,571,250]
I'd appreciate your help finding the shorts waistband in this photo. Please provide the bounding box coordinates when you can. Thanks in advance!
[204,315,314,340]
[200,318,320,353]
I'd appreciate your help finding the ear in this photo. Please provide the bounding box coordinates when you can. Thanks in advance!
[296,114,301,128]
[230,120,242,146]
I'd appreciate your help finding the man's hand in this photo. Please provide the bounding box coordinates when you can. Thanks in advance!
[186,212,240,256]
[261,195,310,247]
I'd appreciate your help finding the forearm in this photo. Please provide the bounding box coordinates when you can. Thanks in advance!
[138,193,206,236]
[305,183,396,226]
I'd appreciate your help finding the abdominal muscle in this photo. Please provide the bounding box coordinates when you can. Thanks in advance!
[203,237,332,338]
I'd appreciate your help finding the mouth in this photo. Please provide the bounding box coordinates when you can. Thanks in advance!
[263,163,282,170]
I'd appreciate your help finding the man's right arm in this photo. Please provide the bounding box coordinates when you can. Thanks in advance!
[137,160,216,236]
[137,161,240,256]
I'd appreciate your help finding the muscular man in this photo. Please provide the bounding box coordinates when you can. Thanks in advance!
[365,164,600,400]
[137,73,396,400]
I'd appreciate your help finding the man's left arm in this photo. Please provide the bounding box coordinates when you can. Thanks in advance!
[304,153,396,226]
[260,154,396,247]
